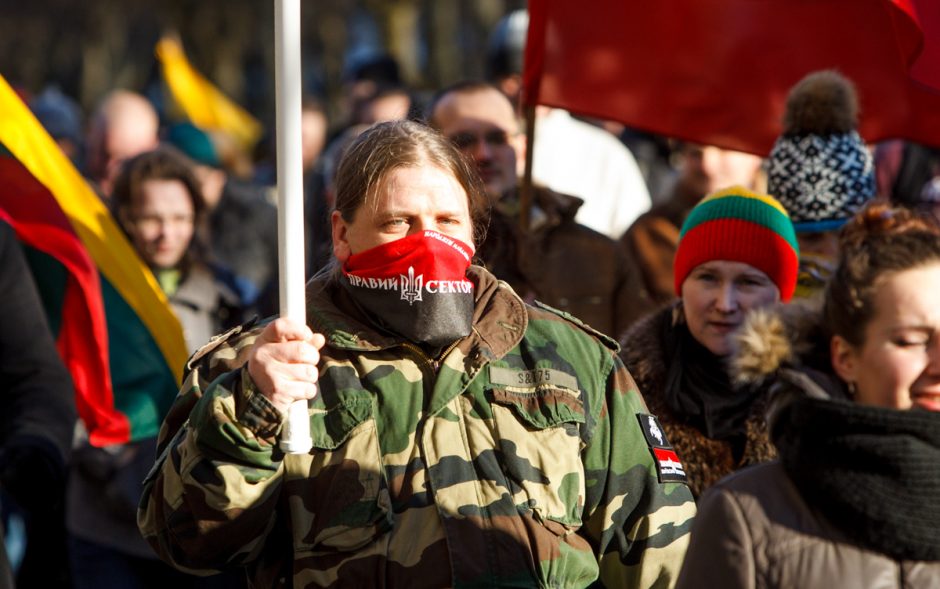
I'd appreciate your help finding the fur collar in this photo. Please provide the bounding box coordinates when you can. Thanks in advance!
[729,296,853,439]
[730,296,832,387]
[620,304,673,402]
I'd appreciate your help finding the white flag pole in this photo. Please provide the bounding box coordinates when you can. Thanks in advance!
[275,0,312,454]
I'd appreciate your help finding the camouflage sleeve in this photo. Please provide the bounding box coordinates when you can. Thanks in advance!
[138,323,287,575]
[580,352,696,588]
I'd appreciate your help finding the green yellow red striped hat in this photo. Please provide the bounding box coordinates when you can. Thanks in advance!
[674,186,800,301]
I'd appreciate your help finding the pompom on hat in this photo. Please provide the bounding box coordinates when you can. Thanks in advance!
[767,70,876,233]
[674,186,800,301]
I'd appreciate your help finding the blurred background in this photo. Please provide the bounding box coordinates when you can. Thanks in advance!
[1,0,525,130]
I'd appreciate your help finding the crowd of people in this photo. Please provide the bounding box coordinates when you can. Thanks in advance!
[3,7,940,589]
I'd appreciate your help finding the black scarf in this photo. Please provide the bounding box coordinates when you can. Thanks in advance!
[661,310,760,443]
[775,397,940,562]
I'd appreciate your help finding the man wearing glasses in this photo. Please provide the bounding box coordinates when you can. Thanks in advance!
[428,82,643,339]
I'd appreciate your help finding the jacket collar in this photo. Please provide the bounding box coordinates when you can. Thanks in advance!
[496,184,584,233]
[730,296,834,388]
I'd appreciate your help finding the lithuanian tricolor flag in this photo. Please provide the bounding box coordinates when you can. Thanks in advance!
[0,75,188,446]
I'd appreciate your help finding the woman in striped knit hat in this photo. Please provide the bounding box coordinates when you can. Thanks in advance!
[620,186,799,498]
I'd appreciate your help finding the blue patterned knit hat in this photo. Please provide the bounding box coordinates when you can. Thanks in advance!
[767,71,875,233]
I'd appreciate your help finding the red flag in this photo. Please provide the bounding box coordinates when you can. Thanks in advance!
[523,0,940,154]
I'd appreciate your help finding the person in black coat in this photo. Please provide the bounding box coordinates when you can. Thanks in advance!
[0,220,77,588]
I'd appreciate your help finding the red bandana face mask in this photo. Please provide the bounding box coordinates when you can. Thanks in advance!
[340,230,475,347]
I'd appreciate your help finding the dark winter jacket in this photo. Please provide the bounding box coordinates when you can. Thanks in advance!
[620,305,776,499]
[677,303,940,588]
[478,184,646,339]
[0,222,77,588]
[209,178,278,300]
[0,222,75,498]
[618,184,698,323]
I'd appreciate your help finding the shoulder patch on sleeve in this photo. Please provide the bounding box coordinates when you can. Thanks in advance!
[186,315,261,370]
[636,413,688,485]
[532,300,620,352]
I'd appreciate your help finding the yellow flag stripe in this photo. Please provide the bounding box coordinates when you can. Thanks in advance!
[0,74,187,384]
[700,185,790,217]
[156,37,263,151]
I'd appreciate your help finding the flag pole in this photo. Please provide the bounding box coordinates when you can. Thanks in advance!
[275,0,312,454]
[519,104,536,234]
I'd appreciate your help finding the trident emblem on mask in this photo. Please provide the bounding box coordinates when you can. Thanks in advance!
[400,266,423,305]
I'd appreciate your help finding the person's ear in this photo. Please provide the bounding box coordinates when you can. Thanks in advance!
[830,335,859,384]
[331,210,351,263]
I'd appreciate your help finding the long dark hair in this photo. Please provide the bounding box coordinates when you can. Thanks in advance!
[111,146,208,271]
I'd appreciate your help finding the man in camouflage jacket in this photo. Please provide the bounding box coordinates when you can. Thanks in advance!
[138,264,695,588]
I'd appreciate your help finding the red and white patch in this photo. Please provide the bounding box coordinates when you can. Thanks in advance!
[653,448,687,480]
[637,413,689,485]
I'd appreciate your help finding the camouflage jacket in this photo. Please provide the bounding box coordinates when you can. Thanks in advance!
[138,266,695,588]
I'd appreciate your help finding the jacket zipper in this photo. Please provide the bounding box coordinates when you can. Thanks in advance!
[401,340,461,373]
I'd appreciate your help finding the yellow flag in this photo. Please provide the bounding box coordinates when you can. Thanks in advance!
[156,37,263,151]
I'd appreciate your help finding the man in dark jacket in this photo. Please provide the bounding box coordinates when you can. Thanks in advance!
[427,81,644,338]
[0,221,77,588]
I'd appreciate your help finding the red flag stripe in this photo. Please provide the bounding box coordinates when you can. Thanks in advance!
[0,157,129,444]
